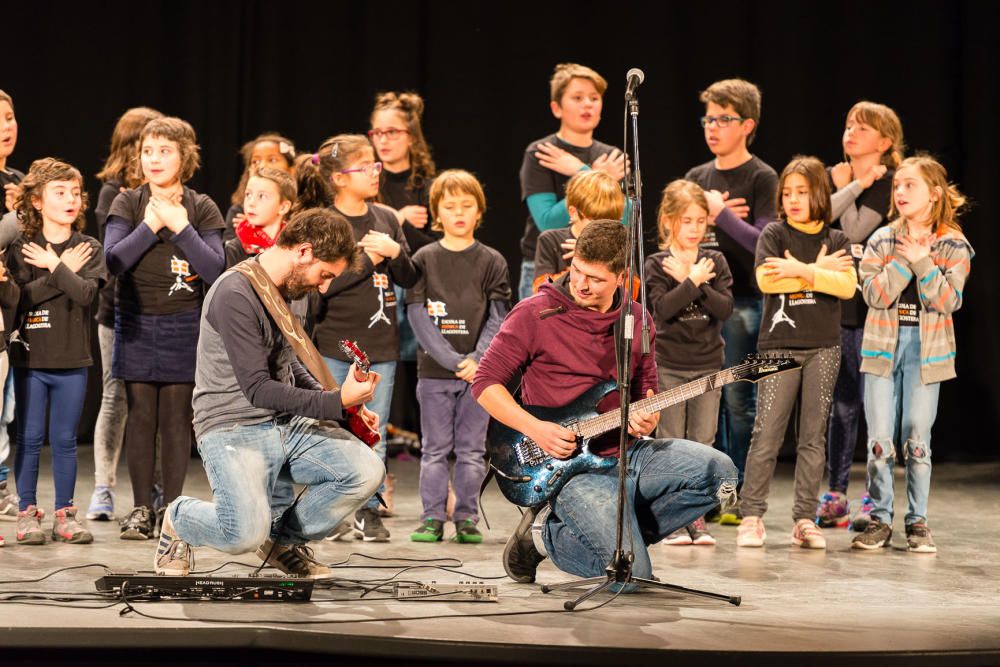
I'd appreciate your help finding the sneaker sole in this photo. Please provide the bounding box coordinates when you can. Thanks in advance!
[691,536,717,546]
[907,544,937,553]
[452,535,482,544]
[662,537,694,546]
[53,531,94,544]
[503,507,541,583]
[411,533,444,542]
[792,538,826,549]
[851,539,890,550]
[17,533,45,545]
[119,529,151,540]
[353,532,390,542]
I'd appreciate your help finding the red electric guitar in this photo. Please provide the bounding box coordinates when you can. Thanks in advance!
[338,340,381,447]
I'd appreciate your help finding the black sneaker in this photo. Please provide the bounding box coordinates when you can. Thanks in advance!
[120,505,155,540]
[905,523,937,553]
[502,506,546,583]
[354,508,390,542]
[256,540,331,579]
[851,517,892,550]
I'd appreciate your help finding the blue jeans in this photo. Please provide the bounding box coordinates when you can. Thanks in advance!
[827,327,865,493]
[0,357,14,483]
[171,416,384,552]
[416,378,489,522]
[716,296,761,480]
[863,326,939,526]
[518,259,535,302]
[13,367,89,510]
[324,357,395,510]
[543,438,737,582]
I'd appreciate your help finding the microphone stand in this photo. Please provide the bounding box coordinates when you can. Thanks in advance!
[540,76,741,611]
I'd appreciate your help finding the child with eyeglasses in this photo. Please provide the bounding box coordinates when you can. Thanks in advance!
[684,79,779,523]
[301,134,418,543]
[517,63,625,301]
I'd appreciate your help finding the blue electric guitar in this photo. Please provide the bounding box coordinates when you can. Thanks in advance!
[486,354,799,507]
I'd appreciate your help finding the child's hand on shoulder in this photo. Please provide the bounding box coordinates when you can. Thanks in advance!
[58,242,95,274]
[762,250,806,279]
[688,257,716,286]
[831,162,853,190]
[858,164,888,189]
[814,244,853,272]
[720,191,750,220]
[535,142,586,176]
[661,255,690,282]
[591,149,626,181]
[21,242,62,273]
[358,230,401,261]
[896,234,932,264]
[3,183,21,212]
[150,195,189,234]
[704,190,726,220]
[560,236,577,261]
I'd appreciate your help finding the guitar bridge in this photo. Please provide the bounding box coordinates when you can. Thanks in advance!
[513,439,547,467]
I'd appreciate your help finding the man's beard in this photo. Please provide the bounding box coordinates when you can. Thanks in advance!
[283,264,315,301]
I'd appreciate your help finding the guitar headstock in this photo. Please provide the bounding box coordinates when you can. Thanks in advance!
[733,353,800,383]
[339,339,372,375]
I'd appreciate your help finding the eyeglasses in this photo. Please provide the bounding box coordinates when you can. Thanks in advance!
[700,115,745,128]
[339,161,384,177]
[367,128,409,140]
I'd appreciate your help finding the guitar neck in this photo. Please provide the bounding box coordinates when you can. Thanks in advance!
[575,367,739,439]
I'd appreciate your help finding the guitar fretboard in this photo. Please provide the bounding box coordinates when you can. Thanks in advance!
[574,367,740,439]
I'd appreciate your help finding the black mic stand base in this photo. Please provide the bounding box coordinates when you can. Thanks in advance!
[540,551,741,611]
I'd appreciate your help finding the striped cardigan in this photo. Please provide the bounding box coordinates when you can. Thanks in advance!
[859,223,973,384]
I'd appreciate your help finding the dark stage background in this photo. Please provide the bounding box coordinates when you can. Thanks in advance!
[3,1,998,460]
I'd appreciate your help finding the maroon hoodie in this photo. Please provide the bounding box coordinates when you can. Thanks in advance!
[472,275,658,457]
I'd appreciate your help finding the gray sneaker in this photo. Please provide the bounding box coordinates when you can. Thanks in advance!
[502,505,547,583]
[256,540,331,579]
[851,517,892,550]
[16,505,45,545]
[0,480,18,520]
[905,523,937,553]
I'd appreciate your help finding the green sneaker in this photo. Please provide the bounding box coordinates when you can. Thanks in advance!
[719,507,743,526]
[410,518,444,542]
[453,519,483,544]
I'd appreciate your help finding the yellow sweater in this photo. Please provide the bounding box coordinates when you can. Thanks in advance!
[755,220,857,300]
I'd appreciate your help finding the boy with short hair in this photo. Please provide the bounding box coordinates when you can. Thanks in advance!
[532,169,625,292]
[684,79,778,522]
[407,170,510,543]
[517,63,625,301]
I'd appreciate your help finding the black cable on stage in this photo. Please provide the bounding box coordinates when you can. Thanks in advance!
[0,563,109,585]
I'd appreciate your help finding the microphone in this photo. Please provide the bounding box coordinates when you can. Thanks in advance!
[625,68,645,99]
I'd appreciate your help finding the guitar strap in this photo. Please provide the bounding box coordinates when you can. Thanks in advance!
[229,260,339,392]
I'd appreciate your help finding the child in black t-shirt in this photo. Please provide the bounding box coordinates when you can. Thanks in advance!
[518,63,625,301]
[87,106,164,524]
[645,180,733,547]
[369,91,440,456]
[737,157,855,551]
[684,79,779,523]
[105,117,226,540]
[225,167,295,267]
[0,89,23,525]
[224,134,297,241]
[406,170,510,543]
[533,169,624,293]
[7,158,106,545]
[302,134,418,542]
[818,101,905,531]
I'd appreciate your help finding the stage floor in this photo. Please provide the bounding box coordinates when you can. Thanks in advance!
[1,449,998,666]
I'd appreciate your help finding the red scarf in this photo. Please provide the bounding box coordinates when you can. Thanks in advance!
[236,218,284,256]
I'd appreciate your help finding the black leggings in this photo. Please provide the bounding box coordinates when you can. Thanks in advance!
[124,381,193,508]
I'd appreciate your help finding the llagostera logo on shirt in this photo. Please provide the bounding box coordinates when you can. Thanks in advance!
[24,309,51,330]
[426,299,469,336]
[368,273,393,328]
[169,256,195,296]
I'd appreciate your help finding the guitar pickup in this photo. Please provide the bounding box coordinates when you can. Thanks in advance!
[546,469,564,486]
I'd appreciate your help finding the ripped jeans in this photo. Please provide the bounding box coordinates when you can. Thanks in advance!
[171,416,385,553]
[863,327,940,526]
[543,438,737,582]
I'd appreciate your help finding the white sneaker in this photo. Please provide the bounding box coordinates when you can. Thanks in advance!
[792,518,826,549]
[736,516,766,547]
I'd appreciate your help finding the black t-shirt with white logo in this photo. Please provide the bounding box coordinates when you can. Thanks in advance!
[313,205,418,363]
[686,156,778,298]
[519,133,616,260]
[755,222,850,350]
[407,241,511,379]
[107,184,226,315]
[379,168,439,254]
[897,277,920,327]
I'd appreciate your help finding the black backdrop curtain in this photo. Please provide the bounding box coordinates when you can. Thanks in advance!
[3,1,998,460]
